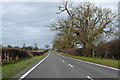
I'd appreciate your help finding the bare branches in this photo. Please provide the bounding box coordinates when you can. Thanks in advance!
[50,1,117,52]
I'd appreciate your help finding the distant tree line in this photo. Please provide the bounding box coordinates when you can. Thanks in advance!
[49,1,118,58]
[7,43,38,50]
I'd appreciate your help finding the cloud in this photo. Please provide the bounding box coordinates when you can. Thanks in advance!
[2,2,118,48]
[2,2,59,48]
[1,0,119,2]
[95,2,118,12]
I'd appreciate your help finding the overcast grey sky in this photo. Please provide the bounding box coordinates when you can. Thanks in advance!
[2,1,118,48]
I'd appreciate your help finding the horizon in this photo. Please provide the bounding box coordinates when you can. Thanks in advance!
[2,1,118,48]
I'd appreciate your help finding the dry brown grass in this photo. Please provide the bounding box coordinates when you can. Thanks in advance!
[32,50,45,52]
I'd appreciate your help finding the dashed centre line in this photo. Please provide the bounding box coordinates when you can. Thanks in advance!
[62,60,64,62]
[68,64,74,67]
[87,76,94,80]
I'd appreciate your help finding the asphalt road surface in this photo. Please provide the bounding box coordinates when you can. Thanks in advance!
[17,50,119,80]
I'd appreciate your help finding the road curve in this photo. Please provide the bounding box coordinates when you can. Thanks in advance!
[16,50,119,80]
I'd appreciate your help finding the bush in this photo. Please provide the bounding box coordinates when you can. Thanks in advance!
[1,47,31,62]
[58,39,119,60]
[31,50,48,56]
[1,47,48,63]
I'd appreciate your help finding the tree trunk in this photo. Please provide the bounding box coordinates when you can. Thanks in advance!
[83,42,88,48]
[92,45,95,58]
[82,42,89,57]
[5,53,7,62]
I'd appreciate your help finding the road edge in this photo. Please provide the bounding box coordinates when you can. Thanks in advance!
[18,52,50,80]
[55,51,119,71]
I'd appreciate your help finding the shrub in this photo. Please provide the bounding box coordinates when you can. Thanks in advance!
[58,39,119,60]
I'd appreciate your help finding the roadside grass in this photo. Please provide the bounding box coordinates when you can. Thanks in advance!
[2,51,48,79]
[57,52,119,69]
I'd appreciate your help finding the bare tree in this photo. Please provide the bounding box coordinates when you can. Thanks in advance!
[50,1,118,57]
[45,45,50,49]
[22,43,26,49]
[34,43,38,50]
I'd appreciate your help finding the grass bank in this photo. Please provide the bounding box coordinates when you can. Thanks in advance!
[2,51,48,79]
[57,51,119,69]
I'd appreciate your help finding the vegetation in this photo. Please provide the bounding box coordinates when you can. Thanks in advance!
[1,43,48,79]
[57,39,119,60]
[7,43,39,50]
[14,46,20,49]
[2,47,31,63]
[2,52,48,79]
[7,45,12,48]
[34,43,38,50]
[1,47,47,63]
[21,43,39,50]
[57,52,119,68]
[49,1,118,59]
[45,45,50,49]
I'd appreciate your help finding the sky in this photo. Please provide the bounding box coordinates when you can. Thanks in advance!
[1,0,118,48]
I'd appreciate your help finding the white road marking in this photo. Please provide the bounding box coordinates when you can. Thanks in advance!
[68,64,73,67]
[18,53,50,80]
[55,51,119,71]
[87,76,94,80]
[62,60,64,62]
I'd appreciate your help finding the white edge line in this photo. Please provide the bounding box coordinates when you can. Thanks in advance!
[68,64,73,67]
[18,53,50,80]
[87,76,94,80]
[55,51,119,71]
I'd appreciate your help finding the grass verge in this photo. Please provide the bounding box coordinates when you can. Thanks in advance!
[57,51,119,69]
[2,51,48,79]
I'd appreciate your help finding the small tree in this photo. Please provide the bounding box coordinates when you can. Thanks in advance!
[45,45,50,49]
[22,43,26,49]
[7,45,12,48]
[14,46,19,49]
[26,46,33,50]
[34,43,38,50]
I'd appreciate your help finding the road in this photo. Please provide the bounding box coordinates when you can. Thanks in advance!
[18,51,118,80]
